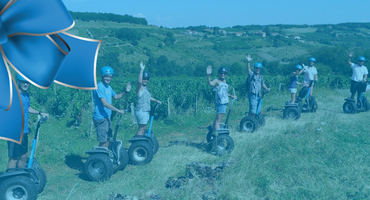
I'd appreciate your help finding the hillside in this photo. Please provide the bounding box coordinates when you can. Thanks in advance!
[64,13,370,78]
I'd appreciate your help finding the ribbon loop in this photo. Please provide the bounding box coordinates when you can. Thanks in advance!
[0,18,7,44]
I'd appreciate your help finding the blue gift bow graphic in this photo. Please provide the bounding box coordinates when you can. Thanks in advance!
[0,0,102,143]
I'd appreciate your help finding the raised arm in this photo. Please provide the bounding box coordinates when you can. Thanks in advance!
[113,82,131,100]
[207,65,219,86]
[348,52,353,66]
[246,54,253,74]
[137,61,145,95]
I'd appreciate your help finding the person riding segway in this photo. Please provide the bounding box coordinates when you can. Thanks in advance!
[206,65,237,156]
[85,66,131,182]
[1,74,49,200]
[343,53,369,113]
[283,65,304,120]
[240,55,270,133]
[128,62,162,165]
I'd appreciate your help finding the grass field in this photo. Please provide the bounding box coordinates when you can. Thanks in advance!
[1,87,370,199]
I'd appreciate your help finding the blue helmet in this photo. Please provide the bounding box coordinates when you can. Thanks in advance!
[295,65,303,70]
[254,62,262,68]
[101,66,114,76]
[16,74,27,82]
[309,57,316,62]
[143,71,150,80]
[218,66,228,74]
[358,56,365,61]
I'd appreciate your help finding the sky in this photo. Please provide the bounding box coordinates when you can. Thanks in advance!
[62,0,370,28]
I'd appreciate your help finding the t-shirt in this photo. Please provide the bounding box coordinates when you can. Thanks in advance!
[303,66,318,85]
[350,63,368,82]
[93,82,116,120]
[248,71,264,97]
[289,75,299,89]
[214,81,229,104]
[20,92,30,134]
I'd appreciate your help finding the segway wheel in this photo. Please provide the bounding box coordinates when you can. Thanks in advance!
[309,97,318,112]
[31,167,47,194]
[151,136,159,154]
[343,101,357,114]
[363,98,370,112]
[239,116,259,133]
[128,141,154,165]
[206,130,213,143]
[0,176,38,200]
[283,107,301,120]
[297,101,303,113]
[255,114,265,126]
[113,148,129,172]
[210,134,234,156]
[85,154,113,182]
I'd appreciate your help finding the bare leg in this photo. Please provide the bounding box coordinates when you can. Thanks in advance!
[136,124,147,136]
[99,141,109,148]
[7,158,18,170]
[212,113,224,133]
[17,153,28,168]
[309,85,314,96]
[291,93,296,104]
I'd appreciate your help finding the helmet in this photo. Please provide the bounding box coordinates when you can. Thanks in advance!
[254,62,262,68]
[295,65,303,70]
[101,66,114,76]
[309,57,316,62]
[358,56,365,61]
[143,71,150,80]
[16,74,27,82]
[218,66,228,74]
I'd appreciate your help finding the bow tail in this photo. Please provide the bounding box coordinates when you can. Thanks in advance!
[0,53,12,111]
[0,75,24,144]
[54,33,101,89]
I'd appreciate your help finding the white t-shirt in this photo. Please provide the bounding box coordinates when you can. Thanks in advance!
[350,63,368,82]
[303,66,318,85]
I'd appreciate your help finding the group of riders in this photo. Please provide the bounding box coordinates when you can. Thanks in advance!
[6,52,368,170]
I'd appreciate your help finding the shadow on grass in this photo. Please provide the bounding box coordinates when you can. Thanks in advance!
[163,141,210,153]
[64,154,91,181]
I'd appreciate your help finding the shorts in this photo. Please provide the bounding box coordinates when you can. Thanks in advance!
[135,110,150,125]
[351,80,365,94]
[248,92,259,114]
[215,104,227,114]
[289,88,297,94]
[8,133,28,158]
[94,118,112,143]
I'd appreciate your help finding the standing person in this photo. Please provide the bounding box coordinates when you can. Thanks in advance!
[246,55,270,117]
[7,74,49,170]
[348,52,368,101]
[288,65,305,104]
[207,65,236,133]
[93,66,131,148]
[302,57,318,96]
[135,61,161,137]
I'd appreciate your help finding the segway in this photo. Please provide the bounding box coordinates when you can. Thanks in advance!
[296,80,317,113]
[343,81,370,114]
[85,113,129,182]
[128,104,160,165]
[0,115,48,200]
[283,102,301,120]
[206,97,237,156]
[239,88,269,133]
